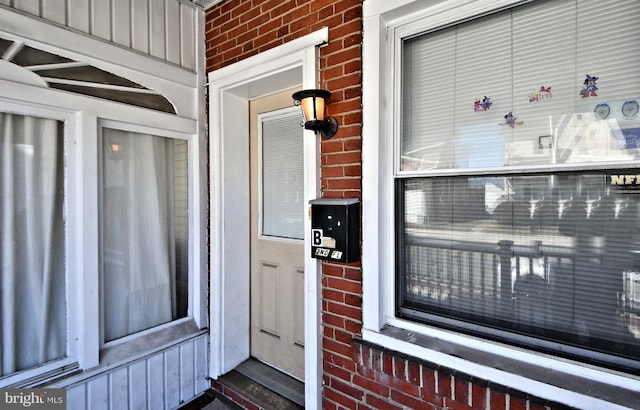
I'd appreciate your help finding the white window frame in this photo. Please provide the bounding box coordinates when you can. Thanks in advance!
[97,119,201,349]
[0,98,80,387]
[362,1,640,408]
[0,36,205,387]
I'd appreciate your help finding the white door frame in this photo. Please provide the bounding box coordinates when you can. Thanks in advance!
[208,28,327,409]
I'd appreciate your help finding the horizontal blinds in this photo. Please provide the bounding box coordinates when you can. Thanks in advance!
[401,171,640,366]
[261,111,304,240]
[401,0,640,172]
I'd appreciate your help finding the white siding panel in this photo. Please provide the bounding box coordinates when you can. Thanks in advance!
[194,337,208,393]
[164,347,181,409]
[112,0,132,47]
[129,361,148,410]
[91,0,112,40]
[131,0,149,54]
[2,0,199,71]
[148,354,166,410]
[166,0,181,65]
[109,367,129,408]
[67,384,86,409]
[42,0,66,24]
[180,4,195,70]
[68,0,91,33]
[180,342,196,403]
[149,0,166,59]
[14,0,39,15]
[60,335,208,410]
[88,376,109,410]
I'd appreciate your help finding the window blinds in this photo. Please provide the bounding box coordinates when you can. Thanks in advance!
[401,0,640,172]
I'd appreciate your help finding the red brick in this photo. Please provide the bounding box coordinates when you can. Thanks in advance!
[322,288,344,303]
[439,372,452,398]
[529,401,548,410]
[323,326,334,339]
[324,361,352,382]
[323,312,345,328]
[471,382,487,409]
[490,389,507,410]
[334,328,354,345]
[370,349,384,373]
[342,138,362,152]
[443,398,474,410]
[390,389,428,410]
[382,351,394,375]
[344,292,361,306]
[365,394,403,410]
[387,376,420,398]
[510,395,527,410]
[344,318,362,334]
[393,356,406,379]
[326,276,362,294]
[421,367,437,403]
[407,362,420,385]
[324,386,358,410]
[353,374,390,398]
[455,377,469,404]
[325,352,357,372]
[329,376,365,401]
[326,177,360,191]
[324,338,353,358]
[343,267,362,281]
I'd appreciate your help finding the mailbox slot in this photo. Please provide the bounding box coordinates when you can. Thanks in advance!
[309,198,359,263]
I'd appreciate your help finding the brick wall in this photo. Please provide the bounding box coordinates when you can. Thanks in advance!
[205,1,568,409]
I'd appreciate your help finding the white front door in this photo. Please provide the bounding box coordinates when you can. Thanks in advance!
[249,89,305,380]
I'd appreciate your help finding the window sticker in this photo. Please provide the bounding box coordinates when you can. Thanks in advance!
[473,96,493,112]
[503,111,518,128]
[622,100,639,120]
[593,103,611,120]
[528,86,552,102]
[580,74,599,98]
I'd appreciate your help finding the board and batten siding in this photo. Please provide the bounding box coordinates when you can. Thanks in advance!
[59,334,208,410]
[0,0,198,70]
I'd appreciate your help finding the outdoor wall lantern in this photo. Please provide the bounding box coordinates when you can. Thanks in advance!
[292,89,338,138]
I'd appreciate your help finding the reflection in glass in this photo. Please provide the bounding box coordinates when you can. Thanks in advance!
[399,172,640,366]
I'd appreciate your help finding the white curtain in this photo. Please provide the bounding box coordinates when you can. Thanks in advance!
[102,129,176,341]
[0,112,66,376]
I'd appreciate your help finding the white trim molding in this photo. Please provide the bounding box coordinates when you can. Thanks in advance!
[207,27,328,410]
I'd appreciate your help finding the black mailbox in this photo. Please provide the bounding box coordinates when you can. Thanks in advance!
[309,198,360,263]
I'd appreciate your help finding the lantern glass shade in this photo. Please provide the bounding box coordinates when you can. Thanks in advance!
[299,95,325,122]
[292,89,338,138]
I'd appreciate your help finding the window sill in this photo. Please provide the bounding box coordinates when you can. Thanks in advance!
[363,324,640,409]
[100,319,204,367]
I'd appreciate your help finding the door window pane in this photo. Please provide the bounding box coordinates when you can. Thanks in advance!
[261,111,304,240]
[0,112,66,376]
[102,128,188,341]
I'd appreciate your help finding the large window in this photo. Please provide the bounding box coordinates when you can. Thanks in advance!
[0,112,66,377]
[102,127,189,341]
[397,0,640,371]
